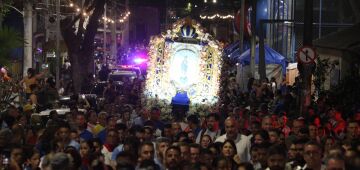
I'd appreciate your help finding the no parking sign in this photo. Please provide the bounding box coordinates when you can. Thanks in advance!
[297,46,317,64]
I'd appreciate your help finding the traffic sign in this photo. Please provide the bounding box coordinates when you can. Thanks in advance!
[297,46,317,64]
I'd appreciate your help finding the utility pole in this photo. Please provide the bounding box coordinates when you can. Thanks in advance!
[45,0,49,42]
[236,0,246,86]
[103,4,107,64]
[299,0,314,114]
[23,0,33,76]
[111,6,117,63]
[55,0,60,89]
[250,0,257,78]
[238,0,245,56]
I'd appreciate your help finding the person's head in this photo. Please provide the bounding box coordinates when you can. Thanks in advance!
[224,117,238,140]
[97,112,108,126]
[50,152,72,170]
[0,128,12,148]
[123,137,140,154]
[213,156,232,170]
[325,154,345,170]
[221,139,237,158]
[298,127,310,139]
[75,112,86,129]
[116,123,128,143]
[138,159,160,170]
[327,145,345,158]
[303,141,323,169]
[252,130,270,145]
[199,148,214,168]
[132,126,145,142]
[107,115,118,130]
[69,130,79,143]
[291,137,308,158]
[172,122,182,136]
[56,122,71,141]
[105,129,118,146]
[346,120,359,139]
[143,126,154,141]
[308,124,318,139]
[64,146,82,170]
[27,68,35,77]
[187,115,200,129]
[164,146,181,169]
[267,144,287,170]
[116,151,137,167]
[138,141,155,162]
[10,144,23,165]
[187,131,196,143]
[251,143,269,167]
[250,121,261,134]
[122,110,131,121]
[208,143,220,155]
[237,162,255,170]
[324,137,336,154]
[87,110,97,124]
[91,138,102,154]
[292,118,305,135]
[155,137,171,159]
[163,123,173,138]
[189,143,201,164]
[178,142,190,161]
[200,134,212,149]
[206,113,219,131]
[80,140,93,158]
[268,129,281,144]
[25,149,40,169]
[261,116,273,131]
[150,107,161,120]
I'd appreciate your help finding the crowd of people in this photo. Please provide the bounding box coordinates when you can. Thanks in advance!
[0,61,359,170]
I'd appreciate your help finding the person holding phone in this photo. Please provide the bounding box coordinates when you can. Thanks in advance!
[196,113,221,144]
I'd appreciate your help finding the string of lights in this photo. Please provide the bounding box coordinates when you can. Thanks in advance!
[200,14,234,20]
[68,1,130,23]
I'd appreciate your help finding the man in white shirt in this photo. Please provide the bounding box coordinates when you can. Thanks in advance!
[196,113,221,143]
[215,117,251,162]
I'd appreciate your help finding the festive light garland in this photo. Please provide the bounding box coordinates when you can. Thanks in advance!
[200,14,234,20]
[144,19,223,116]
[68,1,130,23]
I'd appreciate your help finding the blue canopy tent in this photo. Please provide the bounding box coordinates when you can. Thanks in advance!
[224,40,250,61]
[237,44,287,74]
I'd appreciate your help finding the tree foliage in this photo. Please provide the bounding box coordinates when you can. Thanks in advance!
[0,81,21,112]
[0,0,14,16]
[60,0,106,93]
[0,26,22,66]
[313,57,330,95]
[327,61,360,116]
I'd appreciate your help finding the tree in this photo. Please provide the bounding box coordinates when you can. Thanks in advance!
[0,26,22,66]
[60,0,106,93]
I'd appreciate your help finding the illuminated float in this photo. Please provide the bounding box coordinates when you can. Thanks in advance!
[143,18,223,115]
